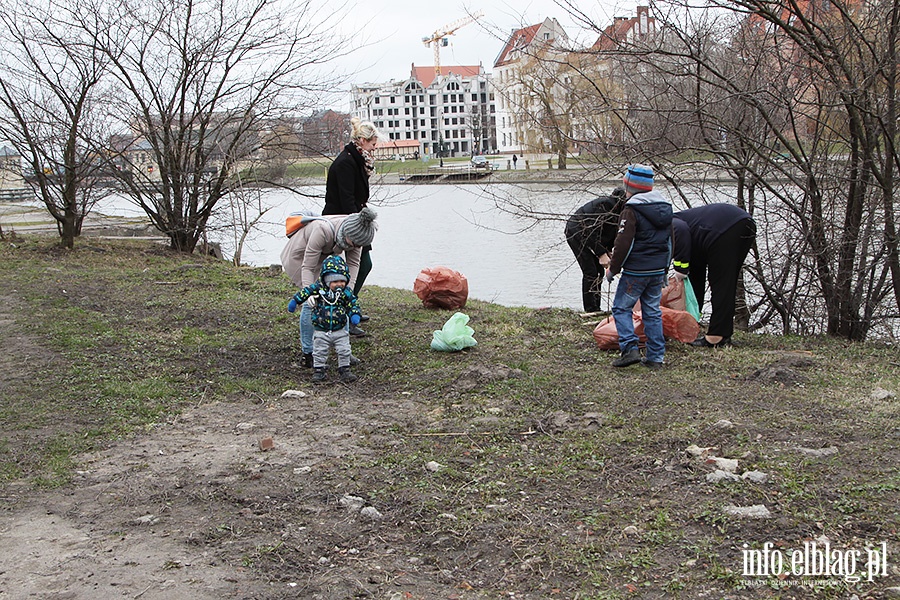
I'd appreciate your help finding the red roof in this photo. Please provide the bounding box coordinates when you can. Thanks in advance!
[380,139,420,149]
[592,6,656,52]
[494,24,541,68]
[411,65,482,88]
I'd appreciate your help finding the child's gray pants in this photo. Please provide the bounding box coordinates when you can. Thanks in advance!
[312,329,352,368]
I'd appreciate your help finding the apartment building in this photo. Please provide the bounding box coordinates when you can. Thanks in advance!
[351,64,497,158]
[492,18,570,155]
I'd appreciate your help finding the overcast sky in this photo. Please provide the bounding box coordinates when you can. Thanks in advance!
[324,0,636,109]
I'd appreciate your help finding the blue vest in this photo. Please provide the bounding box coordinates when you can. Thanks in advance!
[622,192,672,276]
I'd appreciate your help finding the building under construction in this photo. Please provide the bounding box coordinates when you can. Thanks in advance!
[350,63,497,159]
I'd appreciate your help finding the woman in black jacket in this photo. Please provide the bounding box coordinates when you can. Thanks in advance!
[322,117,381,336]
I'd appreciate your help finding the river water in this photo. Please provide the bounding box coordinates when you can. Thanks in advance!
[95,183,717,311]
[223,184,589,310]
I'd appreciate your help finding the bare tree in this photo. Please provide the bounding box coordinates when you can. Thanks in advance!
[505,46,580,169]
[643,0,900,339]
[84,0,348,253]
[0,0,115,249]
[500,1,898,339]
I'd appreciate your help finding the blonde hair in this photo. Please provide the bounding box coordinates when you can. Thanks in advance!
[350,117,381,142]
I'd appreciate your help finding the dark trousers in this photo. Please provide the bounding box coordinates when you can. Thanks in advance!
[566,233,603,312]
[353,248,372,296]
[688,218,756,338]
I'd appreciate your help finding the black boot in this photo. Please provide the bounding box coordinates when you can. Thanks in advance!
[611,347,642,367]
[312,367,327,383]
[338,366,357,383]
[303,353,313,368]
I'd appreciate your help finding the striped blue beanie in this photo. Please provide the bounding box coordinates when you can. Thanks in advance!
[623,164,654,193]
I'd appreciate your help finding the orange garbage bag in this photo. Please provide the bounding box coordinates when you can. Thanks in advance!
[661,277,687,312]
[661,306,701,342]
[592,306,700,349]
[414,266,469,309]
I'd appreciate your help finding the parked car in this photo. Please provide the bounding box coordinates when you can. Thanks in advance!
[470,155,491,169]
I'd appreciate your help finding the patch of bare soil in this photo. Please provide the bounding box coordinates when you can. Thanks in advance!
[0,388,429,599]
[0,292,481,599]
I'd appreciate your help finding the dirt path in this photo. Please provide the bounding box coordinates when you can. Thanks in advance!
[0,295,432,599]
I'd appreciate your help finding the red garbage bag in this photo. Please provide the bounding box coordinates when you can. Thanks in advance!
[661,277,686,312]
[593,315,628,350]
[592,306,700,349]
[414,266,469,309]
[661,306,701,342]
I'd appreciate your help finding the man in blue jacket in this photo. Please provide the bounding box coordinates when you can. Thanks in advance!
[605,165,673,369]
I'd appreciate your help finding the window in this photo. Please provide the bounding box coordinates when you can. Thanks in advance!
[405,108,410,115]
[374,97,380,104]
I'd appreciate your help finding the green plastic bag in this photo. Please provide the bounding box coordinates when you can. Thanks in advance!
[684,279,702,322]
[431,312,477,352]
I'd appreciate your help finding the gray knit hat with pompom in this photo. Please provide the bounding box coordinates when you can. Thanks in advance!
[338,206,378,247]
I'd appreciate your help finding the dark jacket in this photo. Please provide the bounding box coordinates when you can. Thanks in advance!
[672,204,754,275]
[323,143,369,216]
[564,191,626,257]
[608,191,673,277]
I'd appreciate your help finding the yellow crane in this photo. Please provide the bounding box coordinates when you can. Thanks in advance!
[422,11,484,80]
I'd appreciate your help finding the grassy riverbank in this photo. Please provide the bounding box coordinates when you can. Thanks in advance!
[0,235,897,599]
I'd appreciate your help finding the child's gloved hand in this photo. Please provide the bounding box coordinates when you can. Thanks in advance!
[288,298,299,313]
[350,314,361,325]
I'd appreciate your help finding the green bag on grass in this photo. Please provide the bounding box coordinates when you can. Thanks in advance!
[684,279,702,322]
[431,312,477,352]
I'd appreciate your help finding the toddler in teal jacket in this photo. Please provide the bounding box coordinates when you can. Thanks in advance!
[288,255,361,383]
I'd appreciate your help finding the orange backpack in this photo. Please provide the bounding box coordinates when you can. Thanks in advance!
[285,213,325,238]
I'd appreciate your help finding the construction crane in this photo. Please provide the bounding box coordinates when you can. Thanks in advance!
[422,11,484,80]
